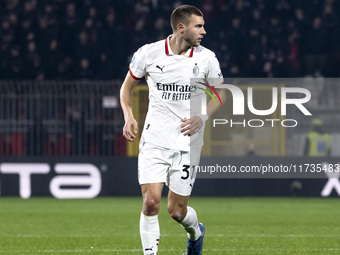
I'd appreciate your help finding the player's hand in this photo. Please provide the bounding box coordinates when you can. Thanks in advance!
[123,117,138,142]
[180,116,204,136]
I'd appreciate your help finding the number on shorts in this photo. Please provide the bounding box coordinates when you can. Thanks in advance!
[181,164,190,180]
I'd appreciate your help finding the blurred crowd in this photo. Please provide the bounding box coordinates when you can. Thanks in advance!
[1,0,340,80]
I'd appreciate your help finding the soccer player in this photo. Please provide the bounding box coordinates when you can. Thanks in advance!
[120,5,225,255]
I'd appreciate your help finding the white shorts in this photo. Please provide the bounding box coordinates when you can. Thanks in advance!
[138,140,201,196]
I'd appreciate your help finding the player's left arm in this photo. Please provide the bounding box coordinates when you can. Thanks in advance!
[181,88,226,136]
[181,54,226,136]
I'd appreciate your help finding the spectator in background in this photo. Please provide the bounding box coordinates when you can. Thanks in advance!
[228,63,244,78]
[23,0,38,20]
[60,2,80,56]
[303,119,331,157]
[1,19,14,47]
[8,46,23,79]
[14,17,34,47]
[95,52,115,80]
[36,5,59,56]
[326,48,340,77]
[153,16,169,41]
[228,17,246,67]
[67,102,85,155]
[304,17,330,76]
[98,7,125,78]
[75,58,93,80]
[24,40,44,80]
[56,56,74,79]
[75,30,96,63]
[0,0,340,79]
[288,31,300,76]
[273,51,291,77]
[125,1,153,54]
[245,52,264,77]
[263,60,273,77]
[44,39,62,79]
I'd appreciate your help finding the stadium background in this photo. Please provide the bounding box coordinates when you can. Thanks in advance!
[0,0,340,198]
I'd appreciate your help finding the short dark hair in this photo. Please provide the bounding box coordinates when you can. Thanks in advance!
[170,5,203,31]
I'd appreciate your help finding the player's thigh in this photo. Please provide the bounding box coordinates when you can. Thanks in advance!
[138,141,170,184]
[167,148,201,196]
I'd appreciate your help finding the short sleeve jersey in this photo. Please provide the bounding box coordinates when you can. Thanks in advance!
[129,35,223,151]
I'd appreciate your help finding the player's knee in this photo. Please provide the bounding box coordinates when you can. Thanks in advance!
[167,204,185,222]
[143,197,161,214]
[168,210,183,222]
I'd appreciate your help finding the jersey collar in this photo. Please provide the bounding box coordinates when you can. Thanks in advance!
[165,35,194,57]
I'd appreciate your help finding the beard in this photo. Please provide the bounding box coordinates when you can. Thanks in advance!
[184,35,200,47]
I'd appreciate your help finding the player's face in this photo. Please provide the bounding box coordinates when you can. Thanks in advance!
[184,15,206,47]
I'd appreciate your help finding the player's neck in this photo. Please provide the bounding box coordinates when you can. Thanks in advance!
[169,34,191,55]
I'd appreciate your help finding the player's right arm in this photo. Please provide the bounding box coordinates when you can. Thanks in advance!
[120,72,140,142]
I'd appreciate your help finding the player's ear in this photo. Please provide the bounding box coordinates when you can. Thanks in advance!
[178,23,185,34]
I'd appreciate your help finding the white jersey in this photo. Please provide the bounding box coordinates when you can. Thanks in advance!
[129,35,223,151]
